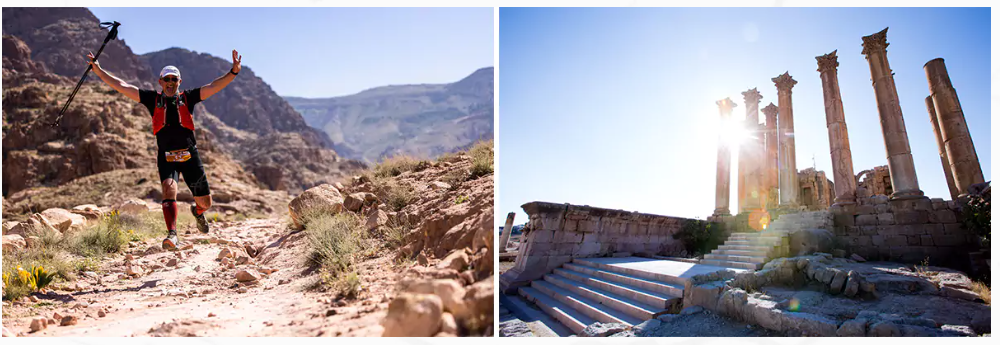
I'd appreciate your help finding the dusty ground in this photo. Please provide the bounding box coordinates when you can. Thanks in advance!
[2,216,406,337]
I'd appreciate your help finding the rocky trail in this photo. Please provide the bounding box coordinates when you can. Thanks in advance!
[2,215,404,337]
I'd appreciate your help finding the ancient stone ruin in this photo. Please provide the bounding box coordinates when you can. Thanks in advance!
[500,27,989,338]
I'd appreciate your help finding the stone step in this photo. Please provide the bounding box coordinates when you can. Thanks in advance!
[518,286,596,335]
[724,239,780,247]
[700,259,760,270]
[716,244,773,252]
[703,254,767,264]
[530,279,643,326]
[553,268,680,309]
[573,259,687,287]
[712,248,769,256]
[562,263,684,298]
[543,274,666,321]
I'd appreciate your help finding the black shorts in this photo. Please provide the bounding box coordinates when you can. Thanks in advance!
[157,146,211,197]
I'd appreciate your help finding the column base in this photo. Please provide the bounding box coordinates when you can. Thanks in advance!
[890,189,925,200]
[712,208,731,217]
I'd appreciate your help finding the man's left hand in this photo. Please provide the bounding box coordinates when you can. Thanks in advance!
[231,49,242,74]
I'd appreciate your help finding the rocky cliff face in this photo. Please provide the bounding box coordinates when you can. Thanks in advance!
[2,7,154,89]
[286,67,494,163]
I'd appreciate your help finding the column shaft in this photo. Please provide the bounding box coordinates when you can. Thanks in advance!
[924,58,985,196]
[925,96,960,200]
[861,27,924,199]
[499,212,516,253]
[762,103,779,209]
[714,98,736,216]
[741,88,763,212]
[773,72,800,206]
[817,50,857,205]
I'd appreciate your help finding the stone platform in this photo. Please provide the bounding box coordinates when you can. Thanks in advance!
[513,256,744,335]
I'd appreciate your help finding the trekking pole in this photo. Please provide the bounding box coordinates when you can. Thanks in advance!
[51,21,121,127]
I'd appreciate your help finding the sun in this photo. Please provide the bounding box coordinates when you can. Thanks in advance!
[719,116,755,151]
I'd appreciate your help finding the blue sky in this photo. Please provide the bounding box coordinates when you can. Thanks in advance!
[88,7,494,98]
[498,7,990,228]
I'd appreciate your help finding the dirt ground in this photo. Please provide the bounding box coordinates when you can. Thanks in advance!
[2,216,406,337]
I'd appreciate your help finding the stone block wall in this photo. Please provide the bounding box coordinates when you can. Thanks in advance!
[830,196,977,267]
[499,201,693,293]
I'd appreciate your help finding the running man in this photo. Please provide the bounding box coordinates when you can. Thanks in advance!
[86,49,242,249]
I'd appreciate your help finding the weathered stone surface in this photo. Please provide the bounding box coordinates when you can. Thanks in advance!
[2,234,27,252]
[381,293,444,337]
[632,319,661,335]
[288,184,344,229]
[402,279,466,316]
[30,316,48,332]
[837,319,867,337]
[788,228,834,256]
[437,250,470,271]
[829,269,848,294]
[782,312,838,336]
[579,322,629,337]
[40,208,87,233]
[868,321,901,337]
[235,269,260,282]
[344,193,366,212]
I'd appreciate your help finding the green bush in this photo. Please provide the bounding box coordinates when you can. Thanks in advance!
[961,193,990,247]
[673,220,728,257]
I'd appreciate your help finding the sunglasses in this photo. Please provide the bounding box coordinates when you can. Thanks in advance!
[161,76,179,82]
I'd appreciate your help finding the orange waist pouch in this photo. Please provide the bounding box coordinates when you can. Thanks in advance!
[165,149,192,163]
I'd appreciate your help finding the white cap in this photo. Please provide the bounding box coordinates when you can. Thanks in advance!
[159,65,181,79]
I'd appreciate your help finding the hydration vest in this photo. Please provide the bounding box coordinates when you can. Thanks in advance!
[152,91,195,134]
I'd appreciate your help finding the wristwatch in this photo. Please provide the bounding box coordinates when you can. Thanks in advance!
[229,68,239,76]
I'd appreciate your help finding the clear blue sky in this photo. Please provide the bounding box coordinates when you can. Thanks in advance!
[498,7,990,228]
[88,7,493,98]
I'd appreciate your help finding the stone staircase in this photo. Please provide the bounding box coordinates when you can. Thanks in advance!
[516,257,739,334]
[700,211,832,270]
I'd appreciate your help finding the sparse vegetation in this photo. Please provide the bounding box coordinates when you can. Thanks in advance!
[467,140,493,180]
[971,281,990,305]
[2,264,59,301]
[303,211,370,298]
[68,211,159,258]
[371,177,417,212]
[455,195,470,204]
[374,155,429,178]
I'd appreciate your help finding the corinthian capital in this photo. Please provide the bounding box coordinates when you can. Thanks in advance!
[741,88,763,105]
[816,50,839,73]
[861,27,889,56]
[761,103,779,119]
[772,72,797,91]
[716,97,736,116]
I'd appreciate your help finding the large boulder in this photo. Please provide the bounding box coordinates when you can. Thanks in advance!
[115,198,149,216]
[403,279,467,316]
[40,208,86,233]
[788,228,834,256]
[287,184,344,229]
[8,213,61,239]
[381,293,444,337]
[2,234,27,252]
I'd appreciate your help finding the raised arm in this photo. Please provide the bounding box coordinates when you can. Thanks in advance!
[86,52,140,102]
[200,49,241,101]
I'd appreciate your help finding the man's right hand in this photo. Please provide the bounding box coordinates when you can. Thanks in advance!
[86,52,100,70]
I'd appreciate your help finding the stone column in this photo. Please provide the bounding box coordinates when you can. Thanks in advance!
[925,96,960,200]
[816,50,857,206]
[499,212,516,253]
[772,72,800,206]
[762,103,779,208]
[924,58,985,196]
[714,98,736,216]
[861,28,924,199]
[741,88,763,212]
